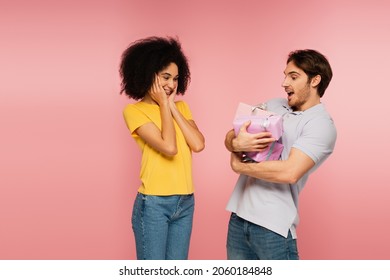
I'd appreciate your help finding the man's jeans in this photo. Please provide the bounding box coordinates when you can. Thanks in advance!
[227,213,299,260]
[132,193,194,260]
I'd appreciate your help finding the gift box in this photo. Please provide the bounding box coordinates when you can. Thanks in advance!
[243,141,284,162]
[233,102,284,162]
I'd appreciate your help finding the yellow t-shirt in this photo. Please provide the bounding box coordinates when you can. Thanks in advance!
[123,101,194,195]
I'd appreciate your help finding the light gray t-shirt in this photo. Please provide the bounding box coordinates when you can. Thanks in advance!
[226,98,337,238]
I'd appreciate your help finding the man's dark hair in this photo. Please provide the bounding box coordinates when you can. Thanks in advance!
[287,49,332,97]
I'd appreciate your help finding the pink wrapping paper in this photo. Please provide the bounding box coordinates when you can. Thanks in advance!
[233,102,284,162]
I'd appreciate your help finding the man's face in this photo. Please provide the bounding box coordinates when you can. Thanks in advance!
[282,61,313,111]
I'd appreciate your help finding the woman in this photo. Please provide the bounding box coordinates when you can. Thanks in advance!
[119,36,205,260]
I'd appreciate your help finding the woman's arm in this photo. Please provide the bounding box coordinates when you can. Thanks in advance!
[135,76,177,156]
[169,95,205,153]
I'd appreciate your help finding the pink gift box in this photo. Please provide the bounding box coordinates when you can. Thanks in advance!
[233,115,283,140]
[233,102,284,162]
[244,142,284,162]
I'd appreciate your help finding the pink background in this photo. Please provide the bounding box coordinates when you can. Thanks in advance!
[1,0,390,260]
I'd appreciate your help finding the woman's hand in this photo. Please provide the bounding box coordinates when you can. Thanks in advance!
[149,75,168,106]
[167,87,177,105]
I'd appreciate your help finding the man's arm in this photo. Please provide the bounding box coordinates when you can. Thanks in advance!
[225,121,314,184]
[230,147,315,184]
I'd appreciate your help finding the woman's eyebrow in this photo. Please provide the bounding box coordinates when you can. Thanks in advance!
[161,72,179,78]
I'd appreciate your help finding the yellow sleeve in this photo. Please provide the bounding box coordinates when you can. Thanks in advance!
[175,101,193,120]
[123,104,151,135]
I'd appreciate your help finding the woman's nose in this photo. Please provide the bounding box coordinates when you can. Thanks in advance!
[167,79,175,89]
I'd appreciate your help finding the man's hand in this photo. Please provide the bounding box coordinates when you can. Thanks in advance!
[232,121,275,152]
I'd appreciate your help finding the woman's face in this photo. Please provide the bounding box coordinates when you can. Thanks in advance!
[158,63,179,95]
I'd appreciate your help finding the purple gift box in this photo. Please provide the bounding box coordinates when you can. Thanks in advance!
[233,103,284,162]
[244,142,284,162]
[233,115,283,140]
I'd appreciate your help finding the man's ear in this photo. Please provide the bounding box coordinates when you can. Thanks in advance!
[311,75,321,88]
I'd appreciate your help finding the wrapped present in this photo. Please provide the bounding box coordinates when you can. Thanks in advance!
[243,141,284,162]
[233,102,284,162]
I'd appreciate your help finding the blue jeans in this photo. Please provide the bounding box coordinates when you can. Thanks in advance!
[227,213,299,260]
[132,193,194,260]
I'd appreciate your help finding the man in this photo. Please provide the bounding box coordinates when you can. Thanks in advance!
[225,49,337,260]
